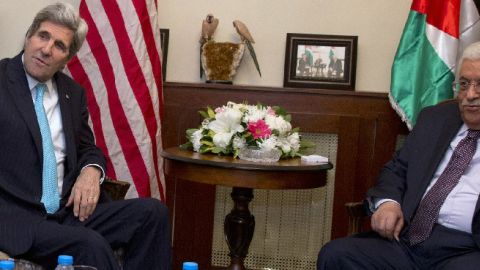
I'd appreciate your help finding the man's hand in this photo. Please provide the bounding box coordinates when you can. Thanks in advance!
[371,201,404,241]
[66,166,101,222]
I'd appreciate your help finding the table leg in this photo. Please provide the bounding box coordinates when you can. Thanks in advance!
[224,187,255,270]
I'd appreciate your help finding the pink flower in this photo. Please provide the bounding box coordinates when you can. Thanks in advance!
[215,107,226,113]
[247,120,272,139]
[267,108,277,116]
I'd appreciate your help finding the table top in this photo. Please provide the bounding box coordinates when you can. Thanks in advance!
[161,147,333,189]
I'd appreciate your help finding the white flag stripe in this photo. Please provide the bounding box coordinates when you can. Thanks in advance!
[425,23,459,73]
[456,0,480,77]
[85,0,158,195]
[75,42,139,198]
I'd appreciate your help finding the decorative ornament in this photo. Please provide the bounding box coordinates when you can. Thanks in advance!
[199,15,261,84]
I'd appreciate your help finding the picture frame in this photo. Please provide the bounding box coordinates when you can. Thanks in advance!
[283,33,358,91]
[160,28,169,81]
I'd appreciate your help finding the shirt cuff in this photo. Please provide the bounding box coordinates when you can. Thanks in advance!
[366,197,400,213]
[81,164,105,184]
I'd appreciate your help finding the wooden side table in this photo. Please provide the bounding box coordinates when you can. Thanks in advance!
[162,147,333,270]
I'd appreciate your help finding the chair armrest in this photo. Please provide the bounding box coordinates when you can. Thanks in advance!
[345,202,367,235]
[103,177,131,201]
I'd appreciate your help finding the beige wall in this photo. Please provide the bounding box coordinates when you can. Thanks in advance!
[0,0,80,59]
[0,0,412,93]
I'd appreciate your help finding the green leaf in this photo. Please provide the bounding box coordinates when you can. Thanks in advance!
[179,142,193,149]
[271,129,280,137]
[207,106,215,118]
[212,147,229,155]
[291,127,300,133]
[200,136,213,146]
[186,128,199,138]
[199,145,214,153]
[284,114,292,123]
[198,110,209,119]
[300,140,316,148]
[208,130,216,138]
[272,106,287,116]
[233,148,239,158]
[257,102,266,109]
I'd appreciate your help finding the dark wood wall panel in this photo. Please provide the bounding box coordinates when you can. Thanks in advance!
[162,82,409,270]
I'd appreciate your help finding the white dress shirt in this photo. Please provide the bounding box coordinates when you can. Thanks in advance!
[373,124,480,233]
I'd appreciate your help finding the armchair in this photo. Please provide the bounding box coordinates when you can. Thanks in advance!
[0,177,131,269]
[344,98,459,236]
[345,202,368,235]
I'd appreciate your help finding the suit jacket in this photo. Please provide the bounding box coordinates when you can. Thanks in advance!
[0,52,107,256]
[365,101,480,247]
[328,59,342,74]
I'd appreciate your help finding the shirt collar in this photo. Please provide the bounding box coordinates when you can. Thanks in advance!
[22,53,54,93]
[457,123,470,137]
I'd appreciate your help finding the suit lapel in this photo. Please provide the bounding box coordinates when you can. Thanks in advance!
[413,106,463,207]
[6,53,43,160]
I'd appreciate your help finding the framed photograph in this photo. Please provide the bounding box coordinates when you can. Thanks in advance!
[160,28,169,81]
[283,33,358,91]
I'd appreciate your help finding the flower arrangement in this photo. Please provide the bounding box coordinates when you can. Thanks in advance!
[180,101,315,159]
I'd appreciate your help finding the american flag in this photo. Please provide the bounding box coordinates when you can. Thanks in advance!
[65,0,165,201]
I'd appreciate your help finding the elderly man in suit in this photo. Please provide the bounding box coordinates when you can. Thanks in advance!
[317,41,480,269]
[0,3,171,270]
[327,55,342,78]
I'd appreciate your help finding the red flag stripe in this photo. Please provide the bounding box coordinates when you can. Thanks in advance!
[66,56,117,181]
[80,1,152,197]
[411,0,460,38]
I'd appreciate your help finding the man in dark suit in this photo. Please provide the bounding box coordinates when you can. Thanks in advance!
[0,3,171,270]
[327,55,342,78]
[317,42,480,269]
[297,53,311,76]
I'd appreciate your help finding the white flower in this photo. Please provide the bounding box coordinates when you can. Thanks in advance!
[208,110,244,148]
[243,106,269,123]
[287,132,301,152]
[191,129,204,152]
[233,135,247,150]
[265,114,292,135]
[276,137,292,153]
[257,134,278,151]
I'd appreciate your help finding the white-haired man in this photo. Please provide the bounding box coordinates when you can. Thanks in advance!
[318,42,480,269]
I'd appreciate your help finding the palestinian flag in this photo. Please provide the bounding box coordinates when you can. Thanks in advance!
[390,0,480,130]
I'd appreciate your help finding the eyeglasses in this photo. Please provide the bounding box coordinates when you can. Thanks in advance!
[452,81,480,93]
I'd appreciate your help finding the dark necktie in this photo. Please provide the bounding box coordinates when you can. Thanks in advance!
[409,129,480,245]
[35,83,59,213]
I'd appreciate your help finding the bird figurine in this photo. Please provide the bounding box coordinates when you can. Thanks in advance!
[233,20,254,43]
[200,14,219,78]
[233,20,261,77]
[199,14,219,43]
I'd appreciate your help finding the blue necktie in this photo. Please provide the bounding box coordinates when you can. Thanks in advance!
[35,83,59,213]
